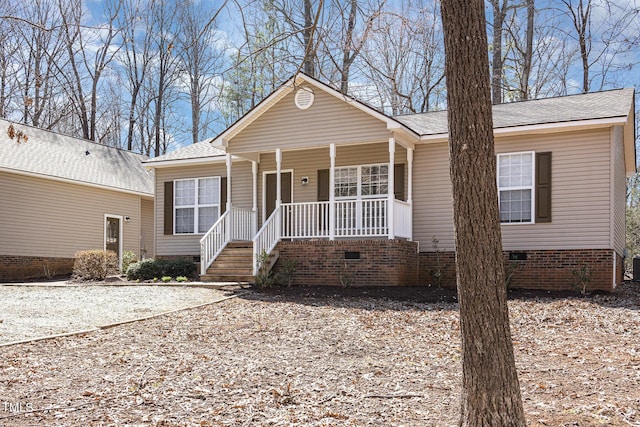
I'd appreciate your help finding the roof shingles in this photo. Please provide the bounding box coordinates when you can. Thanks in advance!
[0,119,153,195]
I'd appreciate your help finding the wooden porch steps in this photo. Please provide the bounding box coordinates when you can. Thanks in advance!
[201,241,255,283]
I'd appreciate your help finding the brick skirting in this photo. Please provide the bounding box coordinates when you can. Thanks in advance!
[419,249,618,292]
[0,255,75,282]
[273,239,420,287]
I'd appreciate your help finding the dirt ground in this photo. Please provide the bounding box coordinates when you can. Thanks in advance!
[0,282,638,426]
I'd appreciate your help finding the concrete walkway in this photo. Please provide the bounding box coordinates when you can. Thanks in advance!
[0,282,246,346]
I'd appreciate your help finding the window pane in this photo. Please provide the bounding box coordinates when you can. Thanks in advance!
[500,189,531,223]
[361,163,389,196]
[175,180,195,206]
[335,167,357,198]
[198,178,219,205]
[175,207,194,233]
[198,207,218,233]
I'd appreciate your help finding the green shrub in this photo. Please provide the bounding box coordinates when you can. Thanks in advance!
[163,258,196,277]
[126,258,196,281]
[122,250,137,275]
[161,276,172,283]
[176,276,188,282]
[73,250,118,281]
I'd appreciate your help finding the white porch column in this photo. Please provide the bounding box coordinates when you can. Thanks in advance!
[252,160,258,235]
[275,148,282,208]
[226,153,233,241]
[388,138,395,240]
[407,146,414,241]
[329,143,336,241]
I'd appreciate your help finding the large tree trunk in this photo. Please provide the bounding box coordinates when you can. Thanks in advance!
[440,1,526,426]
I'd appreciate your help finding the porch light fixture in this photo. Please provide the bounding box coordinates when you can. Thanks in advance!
[301,176,309,186]
[294,87,315,110]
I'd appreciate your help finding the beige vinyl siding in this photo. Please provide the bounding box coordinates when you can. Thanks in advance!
[257,143,408,225]
[0,171,142,258]
[413,128,614,251]
[141,198,155,258]
[229,89,392,153]
[412,142,456,251]
[612,126,626,255]
[155,161,253,257]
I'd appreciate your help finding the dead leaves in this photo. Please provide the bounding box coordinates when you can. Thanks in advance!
[0,284,638,426]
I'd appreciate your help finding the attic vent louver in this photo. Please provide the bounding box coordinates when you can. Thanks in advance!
[294,87,315,110]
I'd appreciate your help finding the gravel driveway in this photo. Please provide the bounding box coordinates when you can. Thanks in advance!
[0,283,230,345]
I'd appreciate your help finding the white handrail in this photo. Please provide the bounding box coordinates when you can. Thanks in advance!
[199,207,257,276]
[199,210,230,276]
[253,206,282,275]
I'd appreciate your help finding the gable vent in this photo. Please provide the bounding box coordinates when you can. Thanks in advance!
[294,87,315,110]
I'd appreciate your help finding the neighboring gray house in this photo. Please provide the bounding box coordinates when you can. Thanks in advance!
[145,74,636,291]
[0,119,154,281]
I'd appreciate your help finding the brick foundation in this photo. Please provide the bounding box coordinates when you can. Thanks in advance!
[0,255,75,282]
[418,249,618,292]
[273,239,419,287]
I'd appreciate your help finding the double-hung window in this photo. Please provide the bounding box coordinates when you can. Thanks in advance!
[174,177,220,234]
[497,152,534,224]
[334,164,389,233]
[334,164,389,198]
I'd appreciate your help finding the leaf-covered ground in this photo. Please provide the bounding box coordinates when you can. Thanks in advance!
[0,283,638,426]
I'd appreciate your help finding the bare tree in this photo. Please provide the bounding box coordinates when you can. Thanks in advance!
[489,0,510,103]
[0,2,20,119]
[318,0,384,94]
[440,0,526,424]
[119,0,154,152]
[176,0,227,144]
[361,0,445,114]
[560,0,640,93]
[57,0,123,141]
[147,0,182,156]
[11,0,69,129]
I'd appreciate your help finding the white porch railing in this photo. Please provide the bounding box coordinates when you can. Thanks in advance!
[281,198,401,239]
[200,207,257,275]
[334,199,389,237]
[202,200,411,277]
[230,207,255,241]
[253,206,282,275]
[282,201,330,238]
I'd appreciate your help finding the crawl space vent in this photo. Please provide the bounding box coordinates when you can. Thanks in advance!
[294,87,315,110]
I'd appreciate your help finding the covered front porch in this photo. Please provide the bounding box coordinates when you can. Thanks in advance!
[200,138,415,277]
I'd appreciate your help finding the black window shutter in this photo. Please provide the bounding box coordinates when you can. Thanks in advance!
[317,169,330,201]
[163,181,174,235]
[220,177,227,213]
[394,164,405,201]
[535,152,552,223]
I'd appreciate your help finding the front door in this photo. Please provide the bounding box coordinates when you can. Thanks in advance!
[265,172,292,221]
[105,216,121,260]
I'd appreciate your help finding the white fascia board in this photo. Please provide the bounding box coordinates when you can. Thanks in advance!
[144,156,228,168]
[0,166,153,198]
